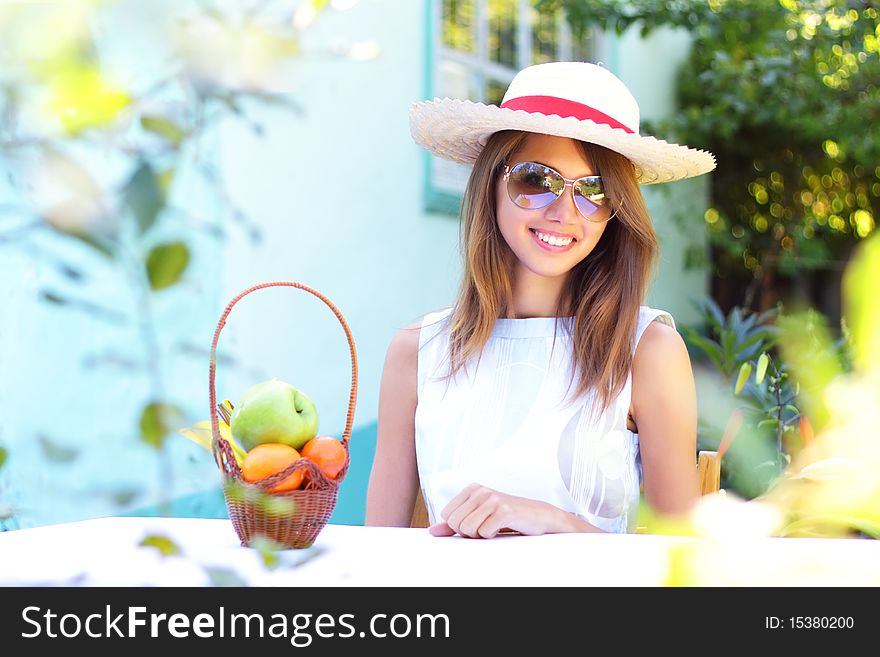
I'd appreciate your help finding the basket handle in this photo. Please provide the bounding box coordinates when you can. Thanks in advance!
[209,281,358,478]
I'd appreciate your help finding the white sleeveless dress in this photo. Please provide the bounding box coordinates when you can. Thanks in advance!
[414,305,675,534]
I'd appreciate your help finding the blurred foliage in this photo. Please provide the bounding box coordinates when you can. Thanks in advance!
[0,0,329,519]
[776,309,854,431]
[682,299,796,497]
[542,0,880,309]
[139,533,183,556]
[680,297,779,380]
[38,435,80,463]
[681,286,873,498]
[0,446,10,530]
[651,233,880,558]
[249,535,284,570]
[735,354,800,457]
[205,567,249,587]
[682,294,859,499]
[764,232,880,539]
[842,226,880,372]
[224,479,298,517]
[640,238,879,581]
[145,241,191,291]
[139,402,186,449]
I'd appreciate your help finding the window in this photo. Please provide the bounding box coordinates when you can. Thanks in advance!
[424,0,595,214]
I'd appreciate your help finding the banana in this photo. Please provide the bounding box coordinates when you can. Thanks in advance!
[177,419,246,466]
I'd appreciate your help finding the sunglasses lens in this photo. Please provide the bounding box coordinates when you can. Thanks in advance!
[574,178,611,221]
[506,162,562,210]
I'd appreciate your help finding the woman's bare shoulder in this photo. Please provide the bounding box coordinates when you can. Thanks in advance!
[387,320,421,355]
[387,305,452,360]
[382,321,422,386]
[634,319,688,365]
[385,304,454,377]
[631,319,694,414]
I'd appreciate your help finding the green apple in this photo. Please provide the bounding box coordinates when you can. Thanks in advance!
[230,378,319,451]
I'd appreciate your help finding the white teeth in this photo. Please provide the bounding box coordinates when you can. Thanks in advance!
[534,230,573,247]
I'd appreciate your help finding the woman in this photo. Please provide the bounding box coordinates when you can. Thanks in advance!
[366,61,716,537]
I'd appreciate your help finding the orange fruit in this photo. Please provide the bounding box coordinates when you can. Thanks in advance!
[241,443,303,493]
[301,436,347,480]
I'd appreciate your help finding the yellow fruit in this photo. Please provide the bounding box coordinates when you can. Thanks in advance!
[178,420,246,466]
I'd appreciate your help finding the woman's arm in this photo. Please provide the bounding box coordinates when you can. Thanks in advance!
[631,320,701,517]
[364,322,421,527]
[428,485,604,537]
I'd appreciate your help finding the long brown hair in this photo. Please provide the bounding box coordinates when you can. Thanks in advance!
[443,129,659,417]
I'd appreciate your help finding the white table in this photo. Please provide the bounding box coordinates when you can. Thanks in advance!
[1,516,878,586]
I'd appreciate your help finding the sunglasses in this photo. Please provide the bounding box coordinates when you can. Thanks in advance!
[501,161,616,223]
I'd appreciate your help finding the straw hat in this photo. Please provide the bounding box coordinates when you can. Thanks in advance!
[409,61,716,184]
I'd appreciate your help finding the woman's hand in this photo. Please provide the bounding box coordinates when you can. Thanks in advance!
[428,483,602,538]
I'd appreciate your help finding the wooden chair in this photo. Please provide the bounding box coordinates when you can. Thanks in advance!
[697,449,721,497]
[409,450,721,528]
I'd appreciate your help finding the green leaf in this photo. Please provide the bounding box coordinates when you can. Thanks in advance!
[206,567,248,587]
[139,534,181,556]
[110,487,140,507]
[736,329,776,355]
[777,312,842,433]
[139,402,185,449]
[734,361,752,395]
[755,353,769,385]
[40,290,66,305]
[214,93,243,116]
[683,243,709,270]
[721,328,737,368]
[0,446,7,471]
[38,290,128,324]
[734,338,769,364]
[260,494,297,517]
[249,536,283,570]
[681,329,725,371]
[61,230,116,258]
[146,241,189,290]
[38,435,78,463]
[140,115,185,147]
[124,162,164,235]
[693,297,725,333]
[755,306,780,326]
[223,480,249,505]
[766,404,800,416]
[728,306,743,337]
[158,167,176,195]
[740,312,757,333]
[843,234,880,372]
[781,515,880,539]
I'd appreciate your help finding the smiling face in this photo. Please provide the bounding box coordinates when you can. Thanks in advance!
[495,133,611,285]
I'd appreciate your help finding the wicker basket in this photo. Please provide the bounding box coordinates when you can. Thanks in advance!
[208,281,358,549]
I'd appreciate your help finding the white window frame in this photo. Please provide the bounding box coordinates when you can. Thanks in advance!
[423,0,597,214]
